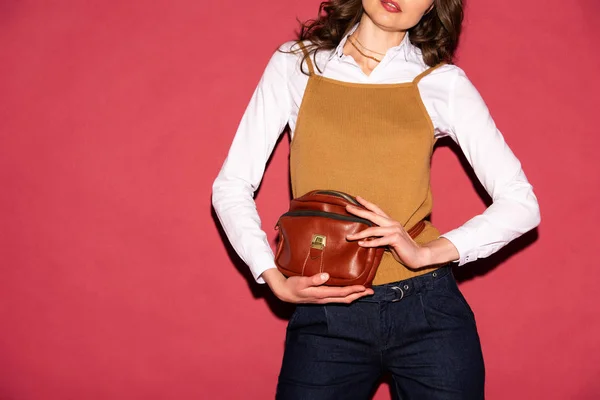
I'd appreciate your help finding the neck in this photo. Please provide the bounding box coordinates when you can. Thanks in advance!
[352,16,407,54]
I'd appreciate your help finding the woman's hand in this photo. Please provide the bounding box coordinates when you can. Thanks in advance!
[261,268,374,304]
[345,195,432,270]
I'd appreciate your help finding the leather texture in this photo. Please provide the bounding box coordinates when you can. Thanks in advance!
[274,190,425,287]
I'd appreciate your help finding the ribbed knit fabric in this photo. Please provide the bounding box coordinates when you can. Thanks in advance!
[289,42,446,286]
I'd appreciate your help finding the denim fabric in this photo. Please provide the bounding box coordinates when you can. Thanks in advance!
[276,264,485,400]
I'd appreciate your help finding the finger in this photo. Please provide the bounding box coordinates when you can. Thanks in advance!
[318,290,375,304]
[345,204,390,227]
[303,272,330,288]
[356,235,409,248]
[347,226,397,240]
[301,274,366,294]
[355,195,390,218]
[306,284,370,299]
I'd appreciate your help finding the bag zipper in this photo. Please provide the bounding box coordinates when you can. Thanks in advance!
[313,190,360,206]
[278,209,373,226]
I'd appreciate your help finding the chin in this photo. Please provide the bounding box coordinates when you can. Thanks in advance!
[367,12,406,31]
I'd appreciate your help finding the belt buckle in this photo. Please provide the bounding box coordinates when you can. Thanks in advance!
[391,286,404,302]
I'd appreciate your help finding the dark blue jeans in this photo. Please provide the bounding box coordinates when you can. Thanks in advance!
[276,264,485,399]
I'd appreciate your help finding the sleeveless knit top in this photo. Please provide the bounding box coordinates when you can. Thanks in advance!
[290,42,446,285]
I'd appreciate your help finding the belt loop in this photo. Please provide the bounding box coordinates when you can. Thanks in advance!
[427,264,449,290]
[426,270,436,290]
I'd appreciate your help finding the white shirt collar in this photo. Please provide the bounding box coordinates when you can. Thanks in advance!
[327,23,413,61]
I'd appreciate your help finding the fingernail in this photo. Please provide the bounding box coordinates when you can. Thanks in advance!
[321,273,328,280]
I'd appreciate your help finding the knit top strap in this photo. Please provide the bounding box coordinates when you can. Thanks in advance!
[412,62,446,84]
[296,40,315,75]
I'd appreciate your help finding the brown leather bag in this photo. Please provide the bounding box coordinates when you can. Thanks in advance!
[274,190,426,287]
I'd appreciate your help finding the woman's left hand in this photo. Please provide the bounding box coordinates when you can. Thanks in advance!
[345,195,431,270]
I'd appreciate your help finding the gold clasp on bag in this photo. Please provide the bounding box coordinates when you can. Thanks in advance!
[311,234,326,250]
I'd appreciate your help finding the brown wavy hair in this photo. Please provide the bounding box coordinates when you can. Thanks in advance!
[289,0,463,74]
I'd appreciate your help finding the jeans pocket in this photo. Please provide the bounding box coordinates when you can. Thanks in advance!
[444,275,476,320]
[287,304,303,330]
[286,304,328,333]
[419,284,476,330]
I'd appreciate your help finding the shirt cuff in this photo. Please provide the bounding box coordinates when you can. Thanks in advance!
[438,228,478,266]
[248,251,278,284]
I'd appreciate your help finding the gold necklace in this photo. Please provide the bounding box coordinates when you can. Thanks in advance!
[353,35,386,56]
[347,36,381,63]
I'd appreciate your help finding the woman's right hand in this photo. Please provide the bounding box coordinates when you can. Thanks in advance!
[261,268,375,304]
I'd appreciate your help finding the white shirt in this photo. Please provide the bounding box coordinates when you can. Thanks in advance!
[211,25,541,284]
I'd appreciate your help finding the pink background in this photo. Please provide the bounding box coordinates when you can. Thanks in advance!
[1,1,599,399]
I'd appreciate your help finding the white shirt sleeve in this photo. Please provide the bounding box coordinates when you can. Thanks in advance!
[437,67,541,266]
[211,44,294,284]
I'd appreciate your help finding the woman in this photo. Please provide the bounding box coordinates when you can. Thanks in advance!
[212,0,541,398]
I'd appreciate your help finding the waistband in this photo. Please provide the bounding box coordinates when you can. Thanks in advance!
[357,262,454,303]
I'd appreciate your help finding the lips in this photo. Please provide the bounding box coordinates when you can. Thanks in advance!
[380,0,402,12]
